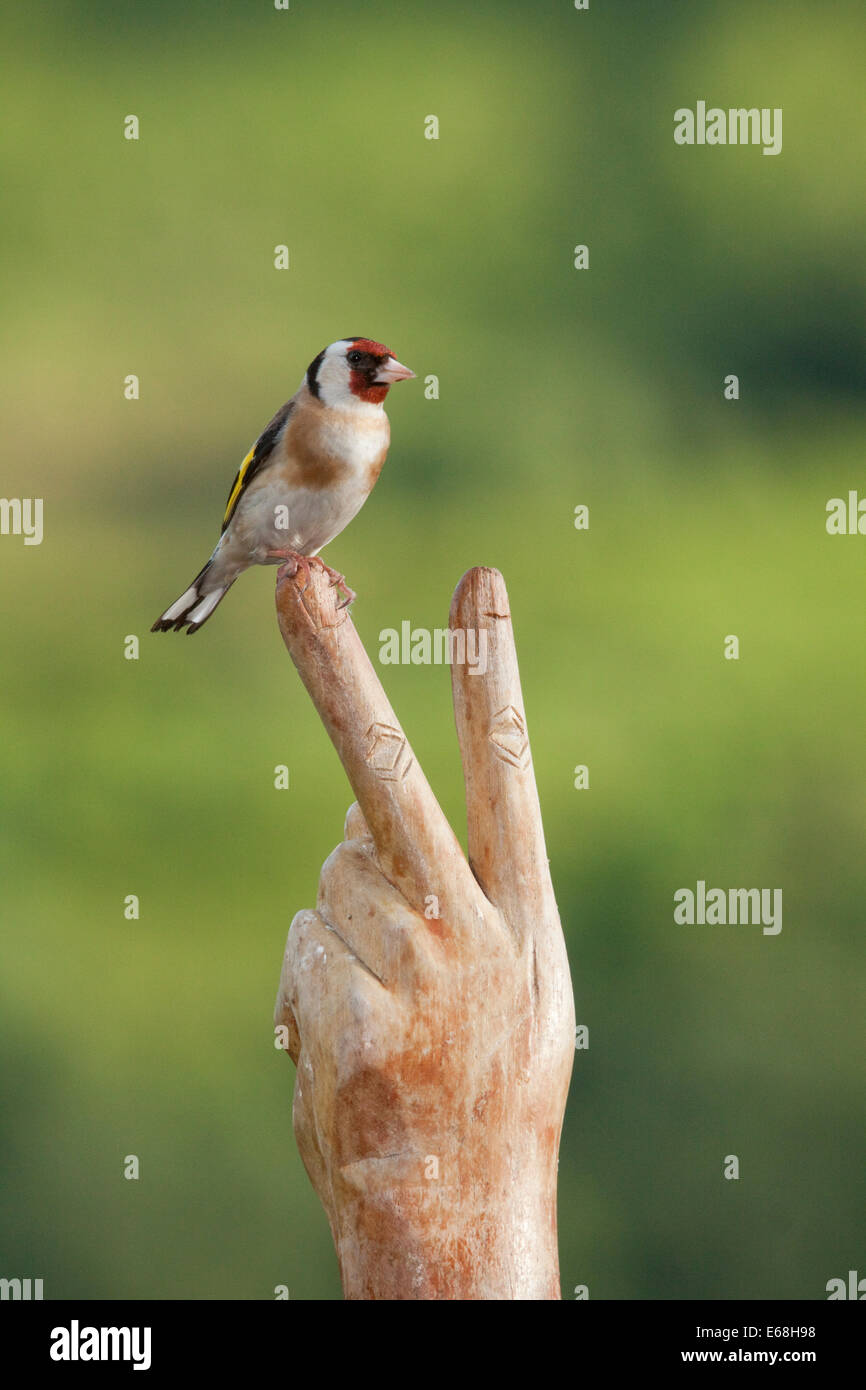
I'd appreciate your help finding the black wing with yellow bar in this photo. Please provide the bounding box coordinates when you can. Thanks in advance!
[221,400,294,534]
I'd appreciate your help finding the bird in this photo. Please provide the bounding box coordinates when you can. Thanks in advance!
[151,336,415,634]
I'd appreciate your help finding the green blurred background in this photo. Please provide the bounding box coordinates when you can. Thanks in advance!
[1,0,864,1300]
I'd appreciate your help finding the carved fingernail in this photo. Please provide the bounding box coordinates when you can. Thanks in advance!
[488,705,530,769]
[364,722,413,781]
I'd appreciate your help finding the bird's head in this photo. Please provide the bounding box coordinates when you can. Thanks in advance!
[306,338,415,409]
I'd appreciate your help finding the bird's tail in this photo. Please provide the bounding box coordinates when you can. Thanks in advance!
[151,561,235,634]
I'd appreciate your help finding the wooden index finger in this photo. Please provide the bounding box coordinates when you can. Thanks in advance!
[276,565,477,926]
[449,567,558,929]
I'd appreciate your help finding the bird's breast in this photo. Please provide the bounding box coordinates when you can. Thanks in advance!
[225,401,391,560]
[283,403,390,492]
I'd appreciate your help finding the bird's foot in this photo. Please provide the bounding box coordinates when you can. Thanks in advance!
[270,550,313,588]
[308,557,356,610]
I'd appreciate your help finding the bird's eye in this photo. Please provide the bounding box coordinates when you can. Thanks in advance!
[347,350,363,365]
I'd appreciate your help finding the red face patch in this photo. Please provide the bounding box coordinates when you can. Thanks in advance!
[350,338,392,358]
[349,374,389,404]
[346,338,394,403]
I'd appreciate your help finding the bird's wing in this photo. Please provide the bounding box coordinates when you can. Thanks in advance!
[221,399,295,534]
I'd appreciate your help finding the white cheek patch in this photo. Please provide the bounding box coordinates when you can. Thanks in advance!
[316,341,356,409]
[314,340,385,416]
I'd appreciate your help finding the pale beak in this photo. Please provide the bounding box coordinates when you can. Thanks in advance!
[374,356,416,384]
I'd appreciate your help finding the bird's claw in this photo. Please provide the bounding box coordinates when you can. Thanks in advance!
[309,557,356,609]
[272,552,356,608]
[273,551,313,588]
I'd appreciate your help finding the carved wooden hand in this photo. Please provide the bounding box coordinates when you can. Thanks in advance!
[274,566,575,1300]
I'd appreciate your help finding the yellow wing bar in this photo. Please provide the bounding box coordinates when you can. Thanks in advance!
[222,446,256,529]
[220,399,293,534]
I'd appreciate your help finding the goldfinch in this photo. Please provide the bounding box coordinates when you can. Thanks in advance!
[152,337,415,633]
